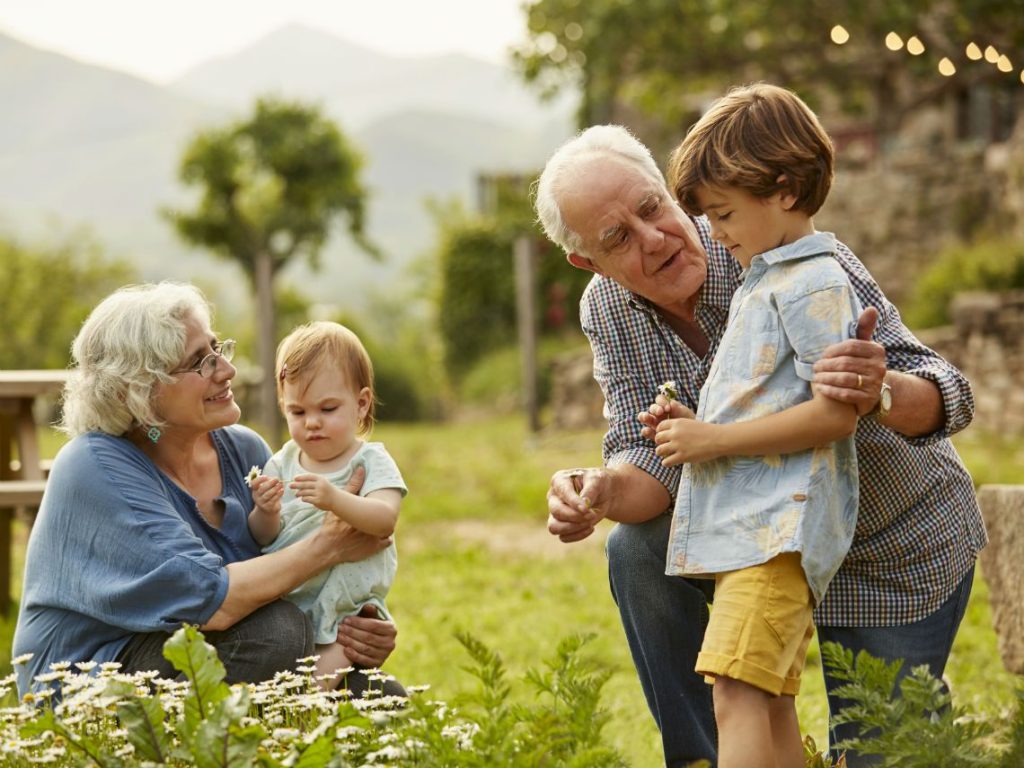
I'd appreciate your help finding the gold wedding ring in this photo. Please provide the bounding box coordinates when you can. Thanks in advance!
[857,374,864,389]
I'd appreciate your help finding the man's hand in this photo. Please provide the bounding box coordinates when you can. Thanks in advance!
[812,306,886,416]
[639,395,696,441]
[337,604,396,667]
[546,467,612,543]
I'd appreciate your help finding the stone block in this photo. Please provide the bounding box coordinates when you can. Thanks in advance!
[977,485,1024,674]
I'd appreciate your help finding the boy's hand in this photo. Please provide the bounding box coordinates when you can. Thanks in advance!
[291,473,343,510]
[250,474,284,515]
[639,394,695,441]
[654,413,721,465]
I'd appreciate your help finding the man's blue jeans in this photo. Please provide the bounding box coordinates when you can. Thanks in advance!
[607,514,974,768]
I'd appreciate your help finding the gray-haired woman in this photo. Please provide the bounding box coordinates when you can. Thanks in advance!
[13,282,401,697]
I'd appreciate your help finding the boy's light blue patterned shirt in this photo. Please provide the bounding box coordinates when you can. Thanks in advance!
[665,233,861,605]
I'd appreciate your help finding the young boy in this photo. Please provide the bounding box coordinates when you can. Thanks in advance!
[647,83,863,768]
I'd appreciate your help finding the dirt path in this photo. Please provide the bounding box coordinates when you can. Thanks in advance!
[403,518,612,559]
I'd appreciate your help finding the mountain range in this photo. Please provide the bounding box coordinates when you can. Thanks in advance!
[0,24,576,315]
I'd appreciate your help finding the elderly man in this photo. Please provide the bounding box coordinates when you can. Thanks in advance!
[536,125,986,767]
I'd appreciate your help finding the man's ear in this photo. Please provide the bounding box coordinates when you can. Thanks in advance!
[776,174,798,211]
[567,252,604,275]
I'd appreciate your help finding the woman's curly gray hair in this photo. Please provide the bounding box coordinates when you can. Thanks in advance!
[60,282,213,437]
[533,124,667,256]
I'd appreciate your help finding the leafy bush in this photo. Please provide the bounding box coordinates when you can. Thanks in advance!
[903,238,1024,329]
[2,625,626,767]
[820,641,1023,767]
[0,230,134,370]
[457,336,589,412]
[433,203,592,382]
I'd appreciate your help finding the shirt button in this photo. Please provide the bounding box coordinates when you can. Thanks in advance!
[792,493,807,502]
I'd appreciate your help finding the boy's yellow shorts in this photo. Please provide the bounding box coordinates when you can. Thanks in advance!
[696,552,814,696]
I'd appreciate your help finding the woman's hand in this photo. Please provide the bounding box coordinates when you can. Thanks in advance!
[337,604,397,667]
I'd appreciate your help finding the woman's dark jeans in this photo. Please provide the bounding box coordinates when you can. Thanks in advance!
[117,600,407,697]
[117,600,316,684]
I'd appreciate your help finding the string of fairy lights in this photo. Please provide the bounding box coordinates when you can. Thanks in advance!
[829,24,1022,84]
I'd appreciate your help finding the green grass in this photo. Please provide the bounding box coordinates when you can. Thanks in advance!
[4,419,1023,767]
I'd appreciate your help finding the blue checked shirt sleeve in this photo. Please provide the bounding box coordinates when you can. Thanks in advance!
[833,241,975,442]
[581,279,682,504]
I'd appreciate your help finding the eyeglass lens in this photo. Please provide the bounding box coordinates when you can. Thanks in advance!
[199,340,236,377]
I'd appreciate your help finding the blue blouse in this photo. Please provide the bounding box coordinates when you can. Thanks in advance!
[13,424,270,694]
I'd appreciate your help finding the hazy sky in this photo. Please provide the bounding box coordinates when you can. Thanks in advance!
[0,0,529,82]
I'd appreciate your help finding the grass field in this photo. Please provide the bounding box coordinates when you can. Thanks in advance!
[1,417,1021,766]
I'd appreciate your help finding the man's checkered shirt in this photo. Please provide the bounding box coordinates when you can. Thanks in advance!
[582,216,987,626]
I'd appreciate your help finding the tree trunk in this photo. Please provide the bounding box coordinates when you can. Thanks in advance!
[254,250,280,442]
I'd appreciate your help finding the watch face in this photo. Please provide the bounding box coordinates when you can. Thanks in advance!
[880,385,892,411]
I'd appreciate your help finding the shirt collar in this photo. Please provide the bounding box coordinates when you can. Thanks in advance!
[757,231,837,266]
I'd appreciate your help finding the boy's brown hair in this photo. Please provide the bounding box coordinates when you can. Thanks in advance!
[668,83,834,217]
[275,321,376,434]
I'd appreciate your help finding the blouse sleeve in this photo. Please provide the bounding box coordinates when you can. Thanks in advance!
[28,434,229,632]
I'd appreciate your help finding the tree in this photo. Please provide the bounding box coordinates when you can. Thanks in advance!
[165,97,379,436]
[0,230,134,370]
[513,0,1024,150]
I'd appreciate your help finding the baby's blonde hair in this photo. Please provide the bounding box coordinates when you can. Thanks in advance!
[275,321,376,434]
[668,83,834,217]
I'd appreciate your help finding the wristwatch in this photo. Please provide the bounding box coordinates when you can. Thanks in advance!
[872,381,893,419]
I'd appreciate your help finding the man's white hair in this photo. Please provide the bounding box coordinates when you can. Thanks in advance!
[534,124,666,256]
[61,282,213,437]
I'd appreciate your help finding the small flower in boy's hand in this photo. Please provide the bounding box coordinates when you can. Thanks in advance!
[244,466,262,487]
[658,380,679,402]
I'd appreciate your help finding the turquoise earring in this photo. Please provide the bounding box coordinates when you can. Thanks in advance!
[146,426,162,443]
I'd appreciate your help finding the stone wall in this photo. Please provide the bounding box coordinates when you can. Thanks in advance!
[977,485,1024,674]
[917,291,1024,437]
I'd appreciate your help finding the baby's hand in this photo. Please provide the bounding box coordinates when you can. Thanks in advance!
[290,473,339,510]
[639,394,695,441]
[250,474,284,515]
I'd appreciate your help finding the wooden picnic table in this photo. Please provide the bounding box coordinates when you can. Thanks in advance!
[0,369,69,614]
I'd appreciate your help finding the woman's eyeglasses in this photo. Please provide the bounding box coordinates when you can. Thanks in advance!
[170,339,236,379]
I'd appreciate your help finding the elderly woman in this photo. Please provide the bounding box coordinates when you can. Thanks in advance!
[13,282,400,696]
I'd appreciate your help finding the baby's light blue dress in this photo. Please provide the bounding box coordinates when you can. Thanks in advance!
[263,440,406,644]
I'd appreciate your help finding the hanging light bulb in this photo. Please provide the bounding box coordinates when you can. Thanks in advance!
[830,25,850,45]
[985,45,1000,63]
[938,57,957,76]
[907,36,925,55]
[885,32,904,51]
[997,55,1013,73]
[965,42,982,60]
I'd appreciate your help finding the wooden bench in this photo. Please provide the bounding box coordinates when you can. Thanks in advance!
[0,480,47,615]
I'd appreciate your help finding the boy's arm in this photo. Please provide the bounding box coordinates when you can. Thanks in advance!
[247,474,284,546]
[290,474,400,538]
[654,390,858,465]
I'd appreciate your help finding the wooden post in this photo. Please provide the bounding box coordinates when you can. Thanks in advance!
[254,250,280,442]
[514,235,540,433]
